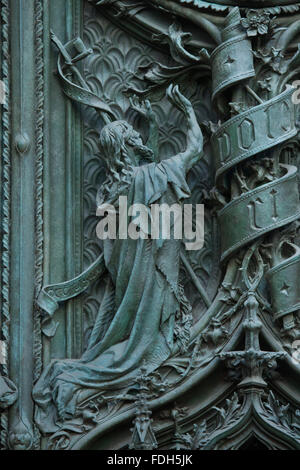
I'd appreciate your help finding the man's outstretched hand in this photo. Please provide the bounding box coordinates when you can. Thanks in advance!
[166,84,203,169]
[129,95,156,123]
[166,84,193,117]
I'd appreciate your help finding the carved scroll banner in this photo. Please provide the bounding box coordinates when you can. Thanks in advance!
[212,82,298,262]
[212,80,300,327]
[219,165,300,261]
[266,245,300,322]
[37,253,105,318]
[211,86,297,180]
[211,7,255,101]
[209,6,300,330]
[52,32,116,121]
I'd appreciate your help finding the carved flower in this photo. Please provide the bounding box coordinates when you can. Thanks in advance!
[220,282,242,305]
[241,10,274,37]
[269,48,285,72]
[253,47,285,74]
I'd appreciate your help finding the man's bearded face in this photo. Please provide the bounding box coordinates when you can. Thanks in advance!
[126,128,153,161]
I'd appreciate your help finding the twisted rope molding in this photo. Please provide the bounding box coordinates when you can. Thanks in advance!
[33,0,45,449]
[33,0,44,384]
[1,0,11,449]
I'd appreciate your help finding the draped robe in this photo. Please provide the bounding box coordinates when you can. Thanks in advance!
[33,154,192,431]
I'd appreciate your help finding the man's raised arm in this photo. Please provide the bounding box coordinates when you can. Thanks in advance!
[166,84,204,172]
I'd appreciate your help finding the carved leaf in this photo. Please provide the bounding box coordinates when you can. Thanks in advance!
[213,392,241,428]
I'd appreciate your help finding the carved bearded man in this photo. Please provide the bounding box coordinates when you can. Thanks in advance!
[33,85,204,427]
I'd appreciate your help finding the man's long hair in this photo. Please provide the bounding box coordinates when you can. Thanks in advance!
[98,120,153,203]
[98,120,135,202]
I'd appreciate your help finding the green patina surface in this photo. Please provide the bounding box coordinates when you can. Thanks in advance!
[1,0,300,450]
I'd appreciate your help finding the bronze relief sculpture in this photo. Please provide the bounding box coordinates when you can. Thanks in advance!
[33,85,204,429]
[1,0,300,450]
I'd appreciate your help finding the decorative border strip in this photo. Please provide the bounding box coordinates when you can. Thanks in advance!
[33,0,44,389]
[1,0,11,449]
[174,0,300,14]
[32,0,45,450]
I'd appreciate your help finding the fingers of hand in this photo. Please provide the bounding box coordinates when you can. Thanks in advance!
[166,83,174,101]
[174,85,191,109]
[130,94,140,111]
[133,94,139,107]
[166,84,181,109]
